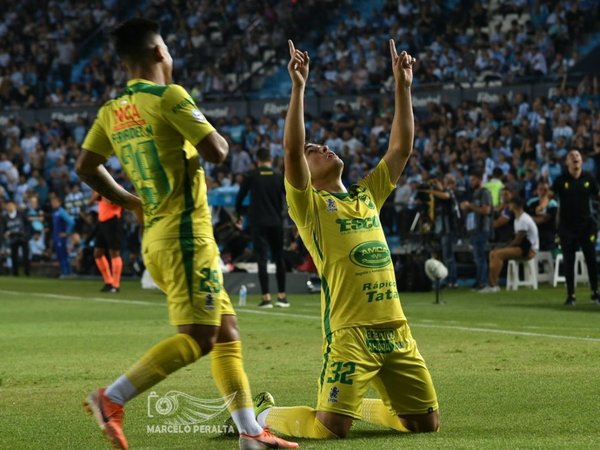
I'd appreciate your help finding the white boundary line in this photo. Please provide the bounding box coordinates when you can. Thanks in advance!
[2,289,599,343]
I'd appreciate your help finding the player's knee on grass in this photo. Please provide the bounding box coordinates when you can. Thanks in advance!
[315,411,353,438]
[178,324,219,355]
[399,410,439,433]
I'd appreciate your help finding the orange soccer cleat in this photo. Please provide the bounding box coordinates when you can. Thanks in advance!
[239,427,299,449]
[83,388,128,450]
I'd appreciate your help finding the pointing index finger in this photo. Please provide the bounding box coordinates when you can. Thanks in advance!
[288,40,295,57]
[389,39,398,59]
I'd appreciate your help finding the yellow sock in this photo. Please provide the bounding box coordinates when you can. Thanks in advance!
[125,333,201,393]
[211,341,264,435]
[361,399,409,432]
[210,341,253,411]
[265,406,338,439]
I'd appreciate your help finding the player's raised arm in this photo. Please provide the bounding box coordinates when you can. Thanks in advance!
[382,39,416,184]
[283,40,310,190]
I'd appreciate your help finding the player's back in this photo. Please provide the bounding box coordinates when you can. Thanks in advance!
[83,79,217,244]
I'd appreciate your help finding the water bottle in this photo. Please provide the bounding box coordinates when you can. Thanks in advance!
[238,285,247,306]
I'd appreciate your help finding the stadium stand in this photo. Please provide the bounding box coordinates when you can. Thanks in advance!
[0,0,599,279]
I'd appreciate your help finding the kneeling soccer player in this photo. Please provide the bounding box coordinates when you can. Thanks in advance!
[253,40,439,439]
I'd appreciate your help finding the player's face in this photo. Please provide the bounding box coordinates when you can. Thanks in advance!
[304,143,343,181]
[566,150,582,172]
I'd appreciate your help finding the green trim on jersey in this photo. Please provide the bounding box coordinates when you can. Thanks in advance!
[330,192,350,200]
[321,276,333,338]
[312,232,324,261]
[180,156,195,302]
[319,344,331,391]
[319,276,333,389]
[117,82,169,99]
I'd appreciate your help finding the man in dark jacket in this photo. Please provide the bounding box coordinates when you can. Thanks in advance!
[236,147,290,308]
[552,150,600,306]
[3,201,30,276]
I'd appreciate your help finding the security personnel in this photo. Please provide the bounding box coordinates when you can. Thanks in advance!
[236,147,289,308]
[552,150,600,306]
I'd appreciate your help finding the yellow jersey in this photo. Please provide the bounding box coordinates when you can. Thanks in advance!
[82,79,216,244]
[285,160,406,337]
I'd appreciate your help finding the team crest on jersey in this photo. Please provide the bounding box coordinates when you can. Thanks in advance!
[205,294,215,310]
[326,198,337,212]
[192,109,207,122]
[328,387,339,403]
[358,193,375,210]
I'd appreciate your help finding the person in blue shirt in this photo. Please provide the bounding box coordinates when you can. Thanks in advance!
[50,195,75,276]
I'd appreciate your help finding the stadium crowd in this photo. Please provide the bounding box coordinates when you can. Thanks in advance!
[1,0,600,280]
[1,72,599,277]
[308,0,598,94]
[1,0,598,108]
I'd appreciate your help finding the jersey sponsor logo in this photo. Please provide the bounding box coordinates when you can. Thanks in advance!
[191,109,207,122]
[349,240,391,268]
[336,215,380,232]
[114,104,144,125]
[365,328,404,352]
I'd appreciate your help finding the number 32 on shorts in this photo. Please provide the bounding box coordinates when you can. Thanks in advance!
[327,361,356,385]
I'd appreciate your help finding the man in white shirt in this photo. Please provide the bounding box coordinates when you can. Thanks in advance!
[480,196,539,292]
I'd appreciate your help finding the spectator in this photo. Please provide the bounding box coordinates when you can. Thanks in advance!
[64,182,87,230]
[460,169,493,290]
[50,195,74,277]
[526,181,558,251]
[424,174,462,288]
[484,167,504,207]
[480,196,539,292]
[492,187,516,245]
[230,144,253,175]
[29,229,49,262]
[3,200,30,276]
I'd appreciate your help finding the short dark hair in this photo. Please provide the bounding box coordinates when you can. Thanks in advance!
[509,196,525,209]
[112,18,160,64]
[256,147,271,162]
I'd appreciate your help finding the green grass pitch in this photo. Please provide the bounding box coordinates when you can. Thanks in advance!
[1,277,599,449]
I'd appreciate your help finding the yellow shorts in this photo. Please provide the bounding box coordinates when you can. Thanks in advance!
[316,324,438,419]
[143,237,235,326]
